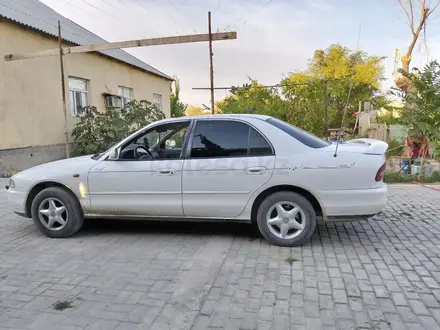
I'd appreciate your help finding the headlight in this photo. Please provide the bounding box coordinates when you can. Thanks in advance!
[8,179,15,188]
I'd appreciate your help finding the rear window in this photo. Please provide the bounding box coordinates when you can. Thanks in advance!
[266,118,331,149]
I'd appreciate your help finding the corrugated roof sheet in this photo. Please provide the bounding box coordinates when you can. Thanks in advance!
[0,0,173,80]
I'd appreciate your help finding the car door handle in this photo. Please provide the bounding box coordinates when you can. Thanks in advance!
[245,167,266,175]
[157,169,175,175]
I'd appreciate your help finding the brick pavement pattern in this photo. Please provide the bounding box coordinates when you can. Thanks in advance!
[1,182,440,329]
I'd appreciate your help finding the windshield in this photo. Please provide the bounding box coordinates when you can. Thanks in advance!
[266,117,331,149]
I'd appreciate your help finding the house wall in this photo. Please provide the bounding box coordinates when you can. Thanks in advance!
[0,20,171,175]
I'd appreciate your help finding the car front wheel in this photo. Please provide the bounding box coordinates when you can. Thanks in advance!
[31,187,84,238]
[256,191,317,247]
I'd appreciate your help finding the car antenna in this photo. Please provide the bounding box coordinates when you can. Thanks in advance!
[334,21,363,158]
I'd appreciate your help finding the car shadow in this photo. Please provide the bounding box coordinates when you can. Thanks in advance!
[78,218,262,241]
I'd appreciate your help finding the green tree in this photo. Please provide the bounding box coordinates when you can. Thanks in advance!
[217,79,282,115]
[170,77,186,117]
[122,100,166,132]
[398,61,440,141]
[216,44,387,137]
[282,44,387,134]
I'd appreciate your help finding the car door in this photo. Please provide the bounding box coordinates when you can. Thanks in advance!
[87,120,191,217]
[182,119,276,218]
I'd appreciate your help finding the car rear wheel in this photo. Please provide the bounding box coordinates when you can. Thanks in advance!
[31,187,84,238]
[256,191,316,246]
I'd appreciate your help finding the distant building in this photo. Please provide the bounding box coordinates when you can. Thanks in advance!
[0,0,173,175]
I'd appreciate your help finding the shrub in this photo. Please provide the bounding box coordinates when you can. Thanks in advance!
[384,170,440,184]
[71,100,165,157]
[386,139,405,159]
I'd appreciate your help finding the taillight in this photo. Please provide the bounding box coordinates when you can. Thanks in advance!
[375,162,386,182]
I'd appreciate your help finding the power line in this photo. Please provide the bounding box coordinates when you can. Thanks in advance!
[57,0,143,36]
[81,0,124,23]
[81,0,145,33]
[2,1,88,41]
[192,78,348,90]
[167,0,198,33]
[138,0,188,35]
[102,0,160,36]
[222,0,272,31]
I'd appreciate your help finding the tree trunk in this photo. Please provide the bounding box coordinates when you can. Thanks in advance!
[401,54,411,73]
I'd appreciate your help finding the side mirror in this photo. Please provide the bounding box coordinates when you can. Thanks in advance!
[108,147,120,160]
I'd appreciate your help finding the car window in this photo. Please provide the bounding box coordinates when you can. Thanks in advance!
[120,121,189,160]
[166,128,186,149]
[190,121,250,158]
[266,117,330,148]
[249,127,273,156]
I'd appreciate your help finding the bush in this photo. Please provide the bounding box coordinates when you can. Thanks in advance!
[71,100,165,157]
[384,170,440,184]
[386,139,405,159]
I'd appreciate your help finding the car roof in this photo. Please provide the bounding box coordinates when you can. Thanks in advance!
[160,114,272,124]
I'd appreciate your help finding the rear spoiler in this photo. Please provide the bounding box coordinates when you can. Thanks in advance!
[346,138,389,155]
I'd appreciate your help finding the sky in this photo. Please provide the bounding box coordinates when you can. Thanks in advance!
[39,0,440,107]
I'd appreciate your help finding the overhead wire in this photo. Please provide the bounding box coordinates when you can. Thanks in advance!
[3,0,89,41]
[81,0,147,33]
[56,0,144,37]
[222,0,271,31]
[167,0,198,33]
[138,0,188,35]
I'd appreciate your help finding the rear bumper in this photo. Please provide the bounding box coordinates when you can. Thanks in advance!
[317,184,387,220]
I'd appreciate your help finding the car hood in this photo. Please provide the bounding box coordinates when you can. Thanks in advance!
[13,155,99,181]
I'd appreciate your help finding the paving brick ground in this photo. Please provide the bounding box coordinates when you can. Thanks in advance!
[1,181,440,329]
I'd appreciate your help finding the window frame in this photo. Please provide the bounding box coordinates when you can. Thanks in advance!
[105,119,193,162]
[153,93,162,111]
[184,119,275,160]
[68,77,89,116]
[118,86,133,108]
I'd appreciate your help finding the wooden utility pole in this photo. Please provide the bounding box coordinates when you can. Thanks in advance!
[324,80,329,139]
[58,21,70,158]
[208,12,215,114]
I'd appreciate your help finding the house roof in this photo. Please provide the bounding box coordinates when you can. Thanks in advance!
[0,0,173,81]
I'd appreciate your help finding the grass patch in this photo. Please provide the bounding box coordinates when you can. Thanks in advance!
[53,300,74,311]
[285,257,297,265]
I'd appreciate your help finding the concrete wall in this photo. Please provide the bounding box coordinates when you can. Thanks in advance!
[0,144,69,177]
[0,20,171,175]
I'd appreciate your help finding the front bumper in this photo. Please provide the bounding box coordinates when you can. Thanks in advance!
[7,187,28,217]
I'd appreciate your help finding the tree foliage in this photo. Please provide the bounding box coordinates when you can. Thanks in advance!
[216,44,387,137]
[170,77,186,117]
[71,100,165,156]
[185,104,222,116]
[217,80,282,115]
[398,60,440,141]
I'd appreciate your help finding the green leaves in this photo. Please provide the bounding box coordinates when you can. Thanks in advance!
[216,44,386,137]
[71,101,166,157]
[398,61,440,141]
[170,77,186,118]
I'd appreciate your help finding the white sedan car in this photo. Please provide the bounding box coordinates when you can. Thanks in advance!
[6,114,388,246]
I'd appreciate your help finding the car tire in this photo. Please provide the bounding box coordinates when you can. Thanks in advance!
[31,187,84,238]
[256,191,316,247]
